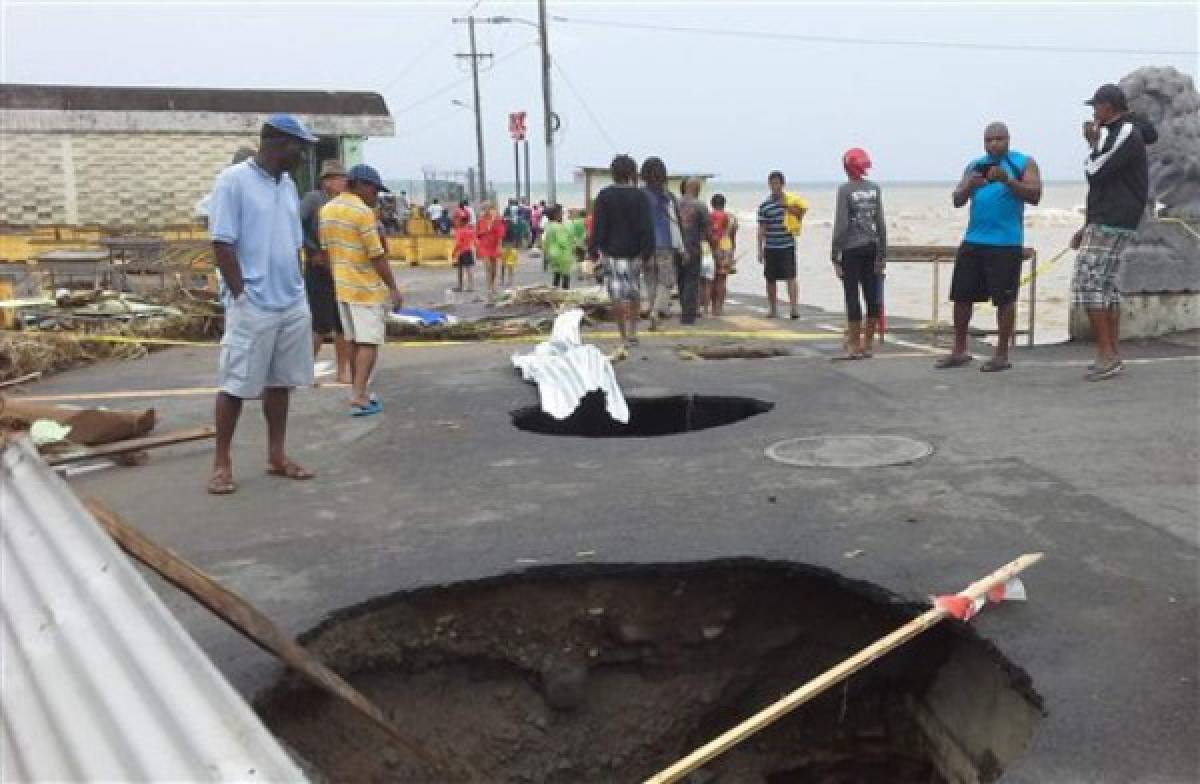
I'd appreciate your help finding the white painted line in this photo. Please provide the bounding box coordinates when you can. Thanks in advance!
[725,298,742,305]
[1021,355,1199,367]
[879,335,946,356]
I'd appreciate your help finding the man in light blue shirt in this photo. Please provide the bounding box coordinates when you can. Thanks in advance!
[206,113,317,495]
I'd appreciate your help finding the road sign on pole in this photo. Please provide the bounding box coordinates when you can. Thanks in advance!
[509,111,527,141]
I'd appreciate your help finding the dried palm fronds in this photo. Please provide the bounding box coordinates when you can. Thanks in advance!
[0,332,147,383]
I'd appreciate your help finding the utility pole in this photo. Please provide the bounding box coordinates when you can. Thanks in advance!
[474,11,557,204]
[537,0,557,205]
[513,140,521,203]
[454,16,491,204]
[523,138,532,203]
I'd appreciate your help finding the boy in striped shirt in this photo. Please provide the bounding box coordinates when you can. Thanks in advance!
[757,170,807,319]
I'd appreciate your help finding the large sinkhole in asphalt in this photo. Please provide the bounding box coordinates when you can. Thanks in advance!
[511,391,774,437]
[257,561,1042,783]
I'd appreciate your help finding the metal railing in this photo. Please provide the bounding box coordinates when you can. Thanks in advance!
[884,245,1038,347]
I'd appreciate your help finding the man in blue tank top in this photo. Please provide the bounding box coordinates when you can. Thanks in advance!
[936,122,1042,372]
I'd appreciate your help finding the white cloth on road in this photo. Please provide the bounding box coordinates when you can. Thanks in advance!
[511,309,630,423]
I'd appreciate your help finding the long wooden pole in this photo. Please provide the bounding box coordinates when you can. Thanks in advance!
[644,553,1044,784]
[46,425,214,465]
[82,499,482,783]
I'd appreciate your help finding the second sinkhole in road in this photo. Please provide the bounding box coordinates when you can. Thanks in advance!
[511,391,774,437]
[256,560,1042,784]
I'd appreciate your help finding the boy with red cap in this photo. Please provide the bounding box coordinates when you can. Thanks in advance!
[831,148,887,358]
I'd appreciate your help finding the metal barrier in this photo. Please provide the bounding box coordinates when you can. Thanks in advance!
[884,245,1037,347]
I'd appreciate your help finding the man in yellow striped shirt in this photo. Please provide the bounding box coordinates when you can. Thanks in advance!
[319,164,403,417]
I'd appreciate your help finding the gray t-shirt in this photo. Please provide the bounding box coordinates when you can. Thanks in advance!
[677,195,711,258]
[298,189,332,253]
[831,179,886,257]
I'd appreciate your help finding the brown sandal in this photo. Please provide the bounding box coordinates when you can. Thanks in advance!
[207,470,237,495]
[266,461,315,480]
[934,354,973,369]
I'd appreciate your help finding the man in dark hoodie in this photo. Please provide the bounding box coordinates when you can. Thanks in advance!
[1071,83,1157,381]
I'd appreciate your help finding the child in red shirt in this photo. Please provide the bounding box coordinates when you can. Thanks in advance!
[476,203,508,299]
[452,215,477,292]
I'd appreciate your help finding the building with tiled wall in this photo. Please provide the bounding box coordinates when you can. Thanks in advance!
[0,84,394,228]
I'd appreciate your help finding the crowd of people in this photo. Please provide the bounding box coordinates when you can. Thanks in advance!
[586,81,1153,376]
[203,79,1153,494]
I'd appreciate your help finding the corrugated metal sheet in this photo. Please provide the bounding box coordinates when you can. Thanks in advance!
[512,308,630,422]
[0,437,306,783]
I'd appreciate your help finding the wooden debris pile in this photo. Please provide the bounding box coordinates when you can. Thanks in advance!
[23,289,224,342]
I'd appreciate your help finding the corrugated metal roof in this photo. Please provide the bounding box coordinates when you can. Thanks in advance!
[1,83,390,117]
[0,437,306,783]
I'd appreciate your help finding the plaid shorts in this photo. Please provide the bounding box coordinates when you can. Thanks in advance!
[602,256,642,303]
[1071,225,1133,309]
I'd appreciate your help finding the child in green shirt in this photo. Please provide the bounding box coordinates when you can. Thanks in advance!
[541,205,575,289]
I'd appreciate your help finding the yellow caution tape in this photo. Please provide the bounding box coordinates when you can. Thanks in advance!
[1,331,212,347]
[2,328,839,350]
[1019,247,1072,287]
[1154,217,1200,241]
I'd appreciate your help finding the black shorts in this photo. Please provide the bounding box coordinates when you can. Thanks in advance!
[763,245,796,282]
[456,251,475,268]
[304,262,342,335]
[950,243,1022,306]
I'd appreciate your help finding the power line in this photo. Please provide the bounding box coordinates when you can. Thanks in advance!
[552,59,619,152]
[378,0,488,93]
[394,42,533,115]
[405,107,467,139]
[552,15,1198,56]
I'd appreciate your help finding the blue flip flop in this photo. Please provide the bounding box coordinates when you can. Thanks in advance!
[351,399,383,417]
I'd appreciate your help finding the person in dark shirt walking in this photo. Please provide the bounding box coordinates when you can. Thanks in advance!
[590,154,655,346]
[1071,83,1157,381]
[831,148,887,359]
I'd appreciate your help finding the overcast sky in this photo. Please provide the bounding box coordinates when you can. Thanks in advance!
[3,1,1197,183]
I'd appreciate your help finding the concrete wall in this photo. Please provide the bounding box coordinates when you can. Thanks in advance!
[1070,293,1200,340]
[0,130,379,228]
[0,131,259,227]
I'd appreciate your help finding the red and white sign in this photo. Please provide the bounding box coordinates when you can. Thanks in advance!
[508,111,527,141]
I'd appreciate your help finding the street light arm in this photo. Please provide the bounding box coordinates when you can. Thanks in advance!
[484,16,538,28]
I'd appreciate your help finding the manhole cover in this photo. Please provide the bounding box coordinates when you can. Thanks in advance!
[766,435,933,468]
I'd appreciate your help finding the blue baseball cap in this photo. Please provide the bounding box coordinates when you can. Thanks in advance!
[263,113,318,143]
[347,163,390,192]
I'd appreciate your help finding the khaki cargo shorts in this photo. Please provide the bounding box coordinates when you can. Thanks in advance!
[218,295,313,399]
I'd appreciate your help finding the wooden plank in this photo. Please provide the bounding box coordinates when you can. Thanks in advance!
[0,371,41,388]
[82,500,480,782]
[45,425,214,465]
[643,553,1045,784]
[888,245,1035,260]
